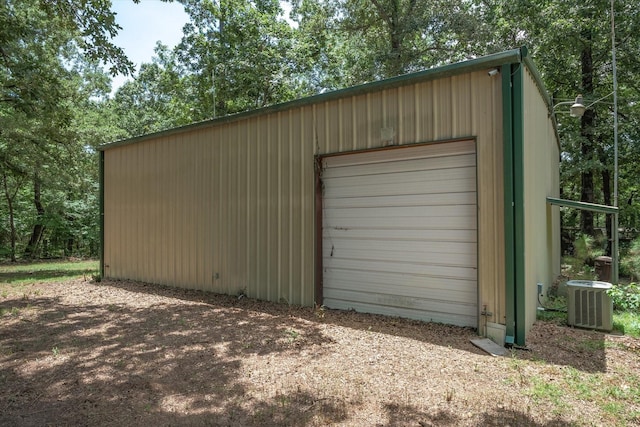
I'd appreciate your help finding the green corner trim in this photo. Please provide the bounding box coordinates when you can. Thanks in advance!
[99,151,105,279]
[502,65,516,341]
[511,63,526,346]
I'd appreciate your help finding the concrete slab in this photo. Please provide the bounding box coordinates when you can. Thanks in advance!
[470,337,507,356]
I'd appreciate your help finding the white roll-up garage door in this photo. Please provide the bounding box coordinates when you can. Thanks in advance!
[321,140,477,327]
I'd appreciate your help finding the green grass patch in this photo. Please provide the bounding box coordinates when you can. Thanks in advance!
[536,308,567,324]
[0,260,99,294]
[536,295,568,324]
[613,311,640,338]
[522,366,640,425]
[528,376,563,404]
[536,295,640,338]
[564,367,596,400]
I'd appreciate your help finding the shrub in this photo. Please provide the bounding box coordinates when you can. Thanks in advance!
[607,283,640,312]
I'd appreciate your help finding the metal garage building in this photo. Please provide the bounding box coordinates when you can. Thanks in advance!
[99,47,560,345]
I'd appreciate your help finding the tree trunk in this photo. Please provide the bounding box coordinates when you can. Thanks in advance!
[388,3,403,78]
[66,233,74,256]
[24,174,45,259]
[2,171,19,262]
[579,39,595,236]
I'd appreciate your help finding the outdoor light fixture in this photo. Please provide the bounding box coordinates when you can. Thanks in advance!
[555,93,616,117]
[569,95,586,117]
[552,95,587,117]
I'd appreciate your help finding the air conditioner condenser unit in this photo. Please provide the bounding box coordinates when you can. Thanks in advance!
[566,280,613,332]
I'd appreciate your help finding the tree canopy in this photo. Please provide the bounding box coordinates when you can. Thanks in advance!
[1,0,639,267]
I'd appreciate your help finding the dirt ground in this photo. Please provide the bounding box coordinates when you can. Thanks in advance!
[1,278,639,426]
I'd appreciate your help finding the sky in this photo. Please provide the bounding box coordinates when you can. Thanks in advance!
[109,0,295,94]
[110,0,189,92]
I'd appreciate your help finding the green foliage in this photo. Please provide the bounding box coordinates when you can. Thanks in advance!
[621,238,640,281]
[613,310,640,338]
[563,234,604,279]
[608,283,640,312]
[536,295,567,325]
[0,0,133,260]
[111,44,195,136]
[289,0,489,86]
[574,234,605,262]
[176,0,306,119]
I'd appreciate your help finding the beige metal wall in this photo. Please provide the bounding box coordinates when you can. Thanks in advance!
[104,112,317,305]
[104,69,505,317]
[522,68,561,332]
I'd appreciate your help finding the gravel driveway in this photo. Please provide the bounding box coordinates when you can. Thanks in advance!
[1,278,638,426]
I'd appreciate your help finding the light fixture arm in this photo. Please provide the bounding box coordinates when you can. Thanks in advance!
[552,95,586,117]
[552,92,615,118]
[552,99,578,110]
[552,95,583,117]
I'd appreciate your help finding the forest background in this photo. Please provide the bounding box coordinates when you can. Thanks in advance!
[1,0,639,279]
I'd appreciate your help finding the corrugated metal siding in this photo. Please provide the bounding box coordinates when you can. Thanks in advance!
[522,68,561,332]
[104,69,505,318]
[104,113,316,305]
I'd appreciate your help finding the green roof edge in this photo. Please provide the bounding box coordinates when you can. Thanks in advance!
[99,47,526,151]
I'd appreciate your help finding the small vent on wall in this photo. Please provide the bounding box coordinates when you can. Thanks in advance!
[567,281,613,331]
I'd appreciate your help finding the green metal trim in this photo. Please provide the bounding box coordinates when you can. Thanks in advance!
[548,197,620,285]
[612,213,619,284]
[546,197,618,214]
[99,48,525,152]
[99,150,105,279]
[512,63,527,347]
[502,65,516,342]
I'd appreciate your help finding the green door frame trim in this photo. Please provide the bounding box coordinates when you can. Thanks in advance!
[512,62,526,346]
[501,64,516,343]
[99,150,105,279]
[502,48,527,347]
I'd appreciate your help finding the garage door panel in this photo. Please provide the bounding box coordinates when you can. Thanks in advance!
[324,205,476,219]
[324,153,476,178]
[325,258,477,281]
[323,270,476,301]
[322,227,477,243]
[325,178,476,199]
[322,296,476,327]
[323,192,477,209]
[323,249,476,267]
[322,141,478,327]
[324,215,476,230]
[324,288,475,314]
[323,239,477,259]
[323,166,475,192]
